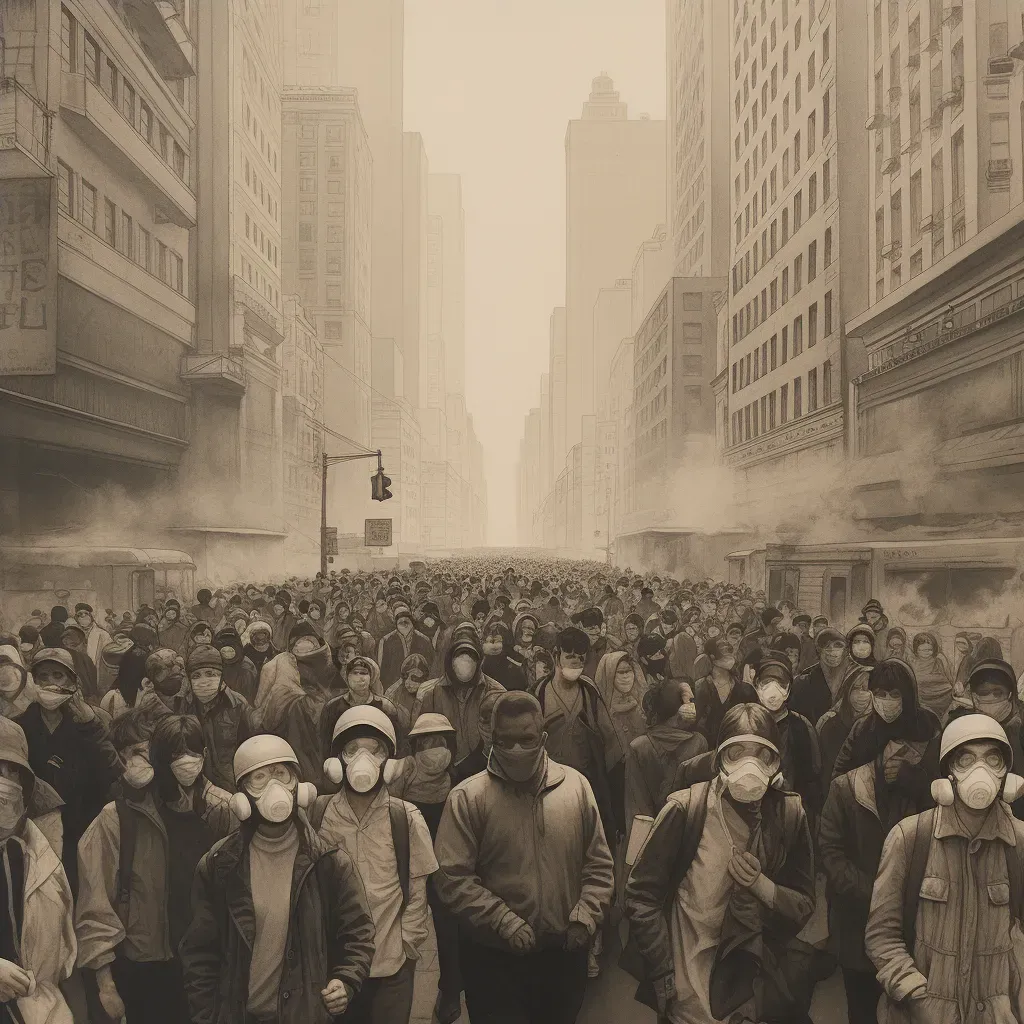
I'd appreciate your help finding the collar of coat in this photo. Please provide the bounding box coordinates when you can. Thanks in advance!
[851,762,880,821]
[17,818,63,900]
[486,751,566,793]
[934,799,1018,846]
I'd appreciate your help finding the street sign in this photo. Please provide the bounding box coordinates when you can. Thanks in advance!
[364,518,393,547]
[322,527,338,556]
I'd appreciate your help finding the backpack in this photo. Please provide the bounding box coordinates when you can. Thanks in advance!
[901,807,1024,953]
[309,795,411,910]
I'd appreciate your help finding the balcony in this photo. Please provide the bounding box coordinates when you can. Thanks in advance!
[882,155,901,174]
[925,33,942,55]
[0,78,51,177]
[120,0,196,79]
[987,158,1013,185]
[865,111,888,130]
[180,354,246,396]
[988,56,1016,77]
[59,72,195,227]
[919,214,935,232]
[232,275,284,348]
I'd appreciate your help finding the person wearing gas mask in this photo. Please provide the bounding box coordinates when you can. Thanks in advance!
[866,714,1024,1024]
[435,690,614,1024]
[75,713,233,1024]
[242,621,278,680]
[16,648,121,897]
[820,708,935,1024]
[180,644,257,792]
[319,656,408,775]
[0,717,76,1024]
[791,627,854,728]
[753,658,823,819]
[832,659,941,789]
[309,706,437,1024]
[624,703,816,1024]
[412,633,505,772]
[214,626,259,706]
[181,734,375,1024]
[377,608,435,690]
[692,636,758,746]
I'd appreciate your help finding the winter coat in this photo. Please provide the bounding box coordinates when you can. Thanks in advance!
[221,653,259,706]
[158,619,189,657]
[6,820,77,1024]
[866,801,1024,1024]
[625,720,708,823]
[434,755,614,951]
[176,686,257,792]
[180,821,376,1024]
[692,673,758,746]
[377,630,435,689]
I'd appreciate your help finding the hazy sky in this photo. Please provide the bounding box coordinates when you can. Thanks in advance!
[404,0,666,546]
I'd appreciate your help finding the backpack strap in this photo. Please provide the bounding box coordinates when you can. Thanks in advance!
[388,798,411,911]
[309,794,331,834]
[1005,835,1024,924]
[901,808,935,955]
[667,781,711,899]
[114,798,136,924]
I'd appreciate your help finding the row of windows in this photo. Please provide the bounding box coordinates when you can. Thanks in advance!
[60,6,188,183]
[243,101,278,175]
[244,214,278,269]
[240,255,279,308]
[731,291,834,392]
[298,249,346,276]
[730,360,832,447]
[56,159,184,294]
[242,157,279,221]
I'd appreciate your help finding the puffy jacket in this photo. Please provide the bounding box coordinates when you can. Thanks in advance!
[180,821,376,1024]
[176,687,257,792]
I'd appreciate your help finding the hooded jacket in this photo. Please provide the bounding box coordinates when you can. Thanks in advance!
[594,651,647,758]
[180,819,375,1024]
[377,625,435,690]
[241,623,278,680]
[214,629,259,706]
[625,715,708,823]
[412,641,505,765]
[480,622,528,693]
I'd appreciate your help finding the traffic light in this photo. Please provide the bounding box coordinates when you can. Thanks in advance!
[371,468,393,502]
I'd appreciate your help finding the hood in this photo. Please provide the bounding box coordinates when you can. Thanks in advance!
[214,628,244,665]
[444,637,484,687]
[241,621,275,650]
[512,611,540,641]
[418,602,443,625]
[254,652,309,731]
[594,649,640,707]
[344,655,383,696]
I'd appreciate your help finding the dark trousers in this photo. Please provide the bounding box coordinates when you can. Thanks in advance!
[460,939,588,1024]
[428,875,463,1003]
[842,967,882,1024]
[343,958,416,1024]
[101,957,187,1024]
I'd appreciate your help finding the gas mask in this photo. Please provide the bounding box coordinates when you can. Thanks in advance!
[324,747,387,792]
[230,773,316,823]
[720,757,777,802]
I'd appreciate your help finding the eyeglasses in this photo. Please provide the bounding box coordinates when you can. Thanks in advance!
[952,747,1006,774]
[245,763,294,790]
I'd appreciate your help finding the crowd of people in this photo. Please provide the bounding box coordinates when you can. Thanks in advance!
[0,558,1022,1024]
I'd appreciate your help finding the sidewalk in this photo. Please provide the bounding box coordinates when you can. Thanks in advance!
[411,917,467,1024]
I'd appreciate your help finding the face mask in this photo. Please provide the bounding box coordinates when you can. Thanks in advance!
[397,621,413,635]
[452,654,478,683]
[404,675,423,695]
[720,757,774,803]
[293,638,319,656]
[123,754,154,789]
[254,780,296,823]
[561,665,583,682]
[36,689,74,711]
[851,641,874,662]
[757,681,789,713]
[348,670,371,693]
[0,778,25,832]
[973,694,1014,723]
[490,743,545,783]
[344,749,385,793]
[952,763,1002,810]
[849,687,873,716]
[872,693,903,723]
[220,647,236,661]
[0,666,22,698]
[172,754,205,789]
[190,677,221,704]
[416,747,452,774]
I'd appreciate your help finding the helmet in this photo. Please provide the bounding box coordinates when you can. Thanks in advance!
[331,705,397,754]
[232,734,299,786]
[939,713,1013,769]
[31,647,78,679]
[0,718,32,776]
[407,713,455,741]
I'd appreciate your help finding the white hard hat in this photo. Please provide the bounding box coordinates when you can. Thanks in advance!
[408,712,455,740]
[331,704,397,754]
[940,713,1013,768]
[233,734,299,785]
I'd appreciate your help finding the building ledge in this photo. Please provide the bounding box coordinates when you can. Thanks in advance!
[725,404,844,470]
[180,354,246,395]
[120,0,196,79]
[0,78,52,177]
[233,276,284,348]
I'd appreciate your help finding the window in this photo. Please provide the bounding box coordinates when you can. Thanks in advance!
[732,363,738,393]
[824,227,833,267]
[809,302,818,346]
[910,171,923,244]
[824,291,833,336]
[991,114,1010,162]
[299,250,316,274]
[84,34,100,84]
[159,125,169,162]
[823,89,830,137]
[157,241,168,282]
[794,254,803,293]
[781,383,789,423]
[173,253,184,294]
[299,222,315,243]
[795,17,802,49]
[138,226,151,272]
[771,220,778,256]
[794,191,803,230]
[771,278,778,310]
[876,208,885,272]
[823,26,830,63]
[299,177,315,193]
[326,283,343,306]
[809,173,817,215]
[103,199,116,247]
[891,190,902,248]
[60,7,76,72]
[327,180,342,194]
[769,390,777,429]
[782,326,789,363]
[795,75,802,114]
[808,240,817,281]
[140,103,152,144]
[326,225,343,243]
[782,266,790,303]
[783,96,790,131]
[103,58,118,104]
[172,142,186,180]
[808,52,816,88]
[807,112,816,156]
[793,314,804,354]
[808,367,818,412]
[121,212,133,259]
[794,131,801,172]
[823,158,831,203]
[793,376,803,417]
[122,81,135,126]
[79,179,96,230]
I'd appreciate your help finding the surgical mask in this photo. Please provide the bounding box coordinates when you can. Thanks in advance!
[720,758,775,803]
[404,675,423,695]
[613,669,635,693]
[849,687,873,716]
[344,749,385,793]
[190,676,221,704]
[489,743,544,783]
[872,693,903,723]
[220,647,236,661]
[416,748,452,774]
[0,665,22,698]
[292,638,319,656]
[171,754,205,788]
[973,694,1014,723]
[0,778,25,832]
[254,780,296,823]
[952,763,1002,810]
[757,682,789,713]
[452,654,478,683]
[560,665,583,682]
[36,688,73,711]
[123,754,154,789]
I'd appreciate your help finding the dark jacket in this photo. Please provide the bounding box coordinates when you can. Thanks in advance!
[666,632,698,682]
[377,629,435,689]
[180,820,376,1024]
[222,654,259,706]
[693,673,758,746]
[625,721,707,822]
[790,662,836,727]
[176,687,257,792]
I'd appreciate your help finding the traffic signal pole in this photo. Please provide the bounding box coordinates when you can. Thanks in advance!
[320,448,385,576]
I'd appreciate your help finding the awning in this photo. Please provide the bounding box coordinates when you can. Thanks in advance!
[936,421,1024,473]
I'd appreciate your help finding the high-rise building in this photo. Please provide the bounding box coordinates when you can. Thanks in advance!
[564,75,666,462]
[593,280,633,418]
[548,306,567,482]
[428,174,467,395]
[631,225,672,332]
[722,0,869,509]
[667,0,732,277]
[0,1,198,543]
[281,0,341,88]
[403,132,429,410]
